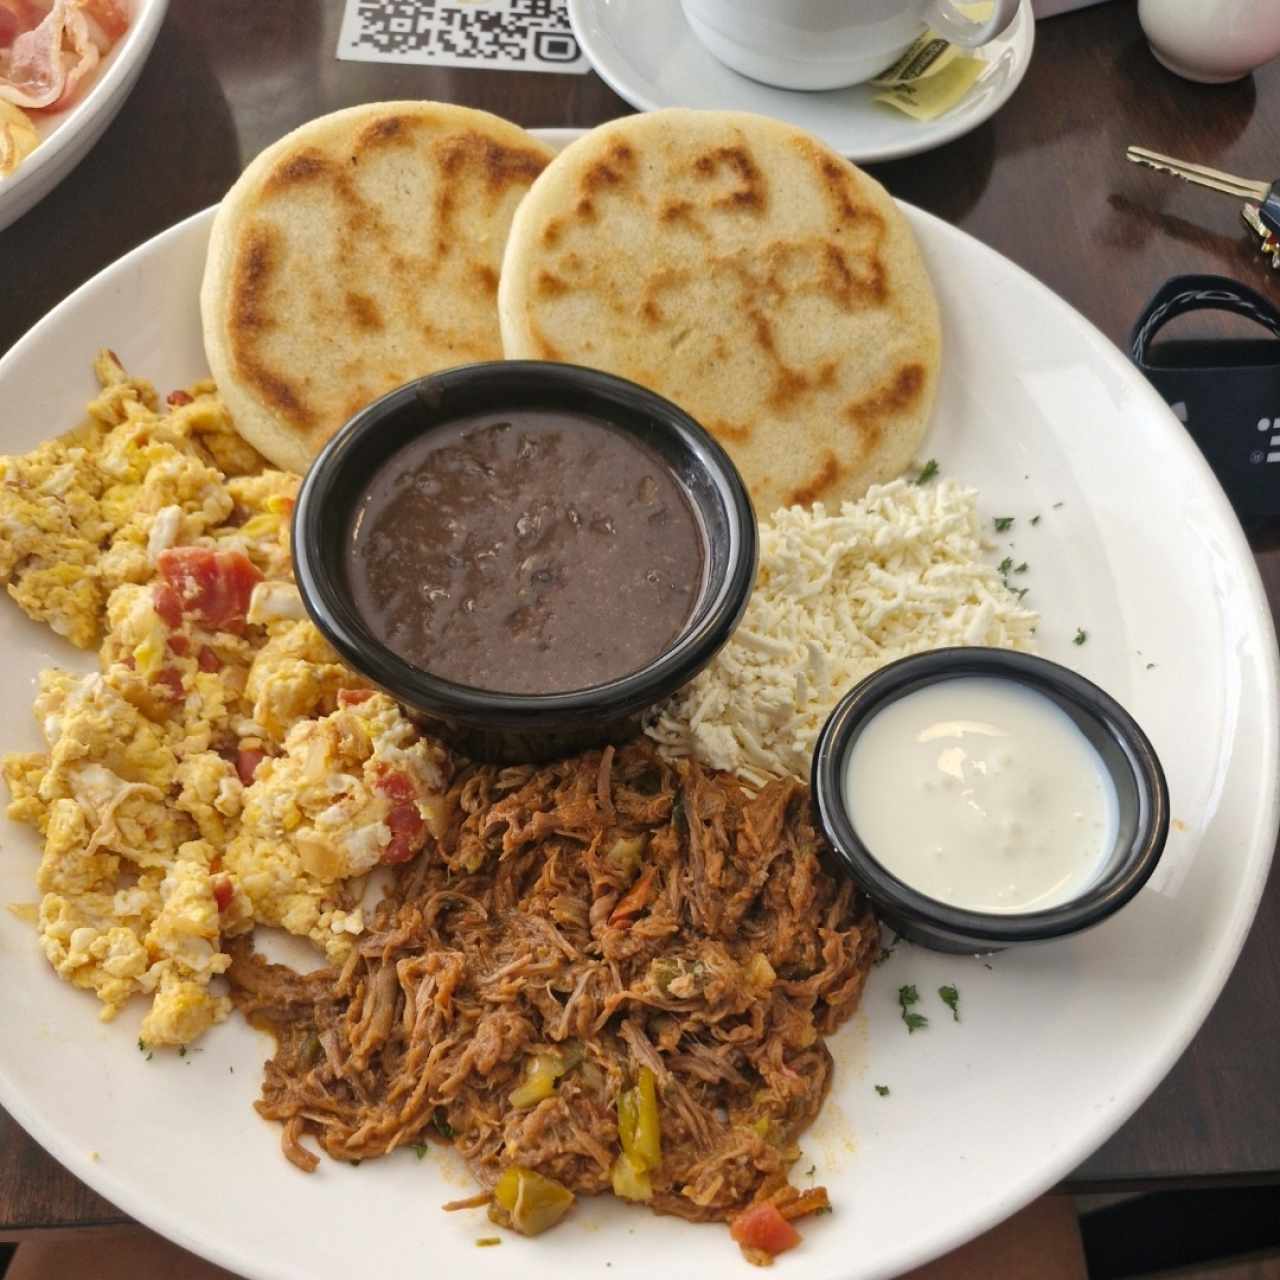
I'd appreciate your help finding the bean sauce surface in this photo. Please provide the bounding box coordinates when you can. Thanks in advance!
[344,410,706,694]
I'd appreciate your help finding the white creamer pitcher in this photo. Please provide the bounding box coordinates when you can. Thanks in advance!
[1138,0,1280,83]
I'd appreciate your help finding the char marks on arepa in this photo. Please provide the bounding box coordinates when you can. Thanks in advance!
[499,109,941,515]
[202,102,554,473]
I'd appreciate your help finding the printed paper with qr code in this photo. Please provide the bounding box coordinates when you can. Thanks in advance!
[338,0,590,74]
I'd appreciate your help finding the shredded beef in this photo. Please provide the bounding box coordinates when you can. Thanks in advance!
[228,740,877,1226]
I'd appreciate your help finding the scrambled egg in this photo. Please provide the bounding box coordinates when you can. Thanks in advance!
[0,355,452,1046]
[0,101,40,179]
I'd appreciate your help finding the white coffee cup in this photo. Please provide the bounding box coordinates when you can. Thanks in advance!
[680,0,1022,91]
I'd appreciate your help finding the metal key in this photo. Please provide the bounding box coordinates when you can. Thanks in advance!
[1126,145,1280,238]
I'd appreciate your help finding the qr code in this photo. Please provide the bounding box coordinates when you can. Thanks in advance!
[338,0,589,74]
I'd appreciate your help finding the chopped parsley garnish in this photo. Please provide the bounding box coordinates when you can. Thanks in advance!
[1052,501,1064,509]
[897,984,928,1033]
[915,458,939,484]
[434,1109,455,1139]
[477,1238,501,1248]
[178,1046,186,1058]
[1030,514,1041,526]
[137,1038,146,1054]
[939,985,960,1022]
[993,516,1014,532]
[1146,662,1156,670]
[804,1164,816,1178]
[874,1084,890,1097]
[351,1159,361,1167]
[413,1144,429,1160]
[998,557,1030,601]
[1073,628,1088,646]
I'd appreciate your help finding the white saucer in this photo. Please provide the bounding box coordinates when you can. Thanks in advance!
[567,0,1035,163]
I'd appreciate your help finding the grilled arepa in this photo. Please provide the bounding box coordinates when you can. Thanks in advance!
[201,102,554,473]
[499,110,940,515]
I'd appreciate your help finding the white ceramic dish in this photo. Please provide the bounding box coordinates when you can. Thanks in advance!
[0,0,169,234]
[568,0,1034,162]
[677,0,1021,93]
[0,128,1276,1280]
[1137,0,1280,84]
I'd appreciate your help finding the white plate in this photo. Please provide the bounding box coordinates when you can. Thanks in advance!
[0,128,1277,1280]
[0,0,169,233]
[568,0,1034,162]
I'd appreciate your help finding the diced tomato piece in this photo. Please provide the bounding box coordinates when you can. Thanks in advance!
[153,582,183,629]
[156,548,263,634]
[212,877,233,912]
[609,866,658,928]
[166,389,194,408]
[237,747,266,786]
[197,645,223,672]
[338,688,374,707]
[373,767,415,805]
[155,668,184,702]
[167,633,190,656]
[730,1203,801,1259]
[373,769,428,864]
[382,802,425,864]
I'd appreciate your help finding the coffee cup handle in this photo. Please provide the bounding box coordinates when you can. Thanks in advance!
[924,0,1020,48]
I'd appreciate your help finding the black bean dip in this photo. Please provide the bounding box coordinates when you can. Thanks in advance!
[344,410,706,694]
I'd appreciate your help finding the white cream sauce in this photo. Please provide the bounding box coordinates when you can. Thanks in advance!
[844,676,1117,913]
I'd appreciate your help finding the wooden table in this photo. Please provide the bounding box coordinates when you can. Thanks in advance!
[2,0,1278,1238]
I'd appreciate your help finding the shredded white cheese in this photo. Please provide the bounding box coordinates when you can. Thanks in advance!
[645,478,1039,784]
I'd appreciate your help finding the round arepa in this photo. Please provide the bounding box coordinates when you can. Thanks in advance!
[498,110,941,515]
[201,102,555,473]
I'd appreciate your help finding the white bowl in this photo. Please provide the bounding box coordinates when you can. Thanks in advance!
[0,0,170,234]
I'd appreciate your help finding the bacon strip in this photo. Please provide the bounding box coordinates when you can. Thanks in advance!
[0,2,50,49]
[0,1,68,109]
[79,0,126,42]
[53,0,98,106]
[0,0,114,113]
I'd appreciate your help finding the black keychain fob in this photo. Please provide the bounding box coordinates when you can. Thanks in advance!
[1130,274,1280,532]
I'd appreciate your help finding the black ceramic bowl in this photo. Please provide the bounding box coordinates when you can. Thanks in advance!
[293,361,757,762]
[811,648,1170,954]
